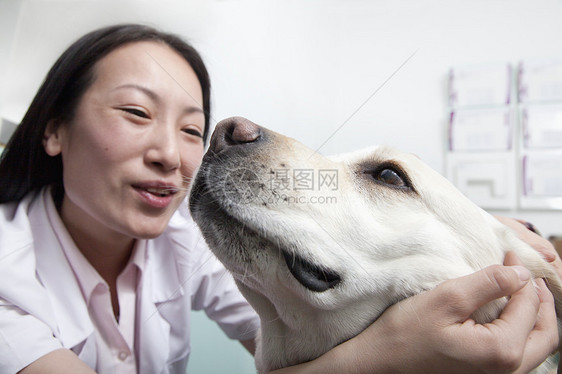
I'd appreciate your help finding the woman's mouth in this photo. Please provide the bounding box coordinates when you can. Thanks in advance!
[133,182,179,209]
[144,187,174,197]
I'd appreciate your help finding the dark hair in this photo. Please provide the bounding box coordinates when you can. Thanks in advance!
[0,24,211,204]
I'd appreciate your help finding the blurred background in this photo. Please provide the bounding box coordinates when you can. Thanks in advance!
[1,0,561,372]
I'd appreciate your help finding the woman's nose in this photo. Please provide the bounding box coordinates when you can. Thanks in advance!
[209,116,262,154]
[145,126,181,171]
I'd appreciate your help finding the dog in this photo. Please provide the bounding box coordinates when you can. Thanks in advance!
[189,116,562,373]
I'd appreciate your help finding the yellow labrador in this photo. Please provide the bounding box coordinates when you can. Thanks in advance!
[189,117,561,373]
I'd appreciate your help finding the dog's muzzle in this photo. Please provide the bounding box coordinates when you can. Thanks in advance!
[192,116,342,293]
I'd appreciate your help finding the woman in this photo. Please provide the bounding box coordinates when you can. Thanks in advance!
[0,24,258,373]
[0,24,558,374]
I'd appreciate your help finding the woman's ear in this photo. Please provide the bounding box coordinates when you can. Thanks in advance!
[43,119,64,156]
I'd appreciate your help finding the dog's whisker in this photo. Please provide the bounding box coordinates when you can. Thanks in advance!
[240,321,262,339]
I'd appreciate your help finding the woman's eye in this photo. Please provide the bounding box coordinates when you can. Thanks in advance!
[182,128,203,138]
[120,108,149,119]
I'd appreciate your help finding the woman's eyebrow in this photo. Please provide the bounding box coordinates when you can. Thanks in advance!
[113,84,159,101]
[113,84,205,114]
[183,106,205,115]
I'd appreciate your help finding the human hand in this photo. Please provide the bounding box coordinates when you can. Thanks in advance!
[495,216,562,372]
[356,253,557,374]
[500,252,559,374]
[309,256,555,374]
[495,216,562,280]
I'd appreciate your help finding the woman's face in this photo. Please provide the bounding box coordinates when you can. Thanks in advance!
[44,41,205,242]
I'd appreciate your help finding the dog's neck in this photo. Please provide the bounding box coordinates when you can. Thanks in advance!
[256,306,366,373]
[236,281,387,373]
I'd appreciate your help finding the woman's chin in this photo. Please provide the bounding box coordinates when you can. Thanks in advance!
[127,218,170,240]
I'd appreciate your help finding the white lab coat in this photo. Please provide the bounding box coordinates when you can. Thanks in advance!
[0,188,259,374]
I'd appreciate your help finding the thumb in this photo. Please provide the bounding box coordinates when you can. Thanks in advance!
[437,264,531,321]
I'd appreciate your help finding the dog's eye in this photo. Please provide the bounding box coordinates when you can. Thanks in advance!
[378,168,406,187]
[365,165,411,190]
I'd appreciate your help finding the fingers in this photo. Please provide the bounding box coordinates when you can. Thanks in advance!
[513,278,559,374]
[449,266,541,373]
[496,216,562,284]
[503,251,523,266]
[375,258,555,374]
[492,272,539,344]
[435,264,531,322]
[532,278,558,351]
[515,219,541,236]
[430,265,540,373]
[495,216,559,262]
[487,252,557,374]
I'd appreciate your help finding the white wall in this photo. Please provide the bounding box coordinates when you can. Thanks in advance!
[1,0,561,236]
[1,1,561,371]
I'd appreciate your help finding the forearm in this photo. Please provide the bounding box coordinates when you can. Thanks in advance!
[17,349,96,374]
[268,323,392,374]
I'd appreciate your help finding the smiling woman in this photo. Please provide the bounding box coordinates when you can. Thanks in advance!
[42,41,206,240]
[0,24,259,374]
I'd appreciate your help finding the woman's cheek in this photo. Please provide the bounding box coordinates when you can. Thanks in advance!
[184,147,204,177]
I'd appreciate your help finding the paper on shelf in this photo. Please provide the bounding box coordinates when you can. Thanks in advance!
[523,153,562,197]
[519,60,562,103]
[521,104,562,149]
[449,64,512,107]
[449,108,512,151]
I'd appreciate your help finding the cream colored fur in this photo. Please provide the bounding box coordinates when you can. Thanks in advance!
[190,122,562,374]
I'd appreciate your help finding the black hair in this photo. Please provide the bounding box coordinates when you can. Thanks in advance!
[0,24,211,203]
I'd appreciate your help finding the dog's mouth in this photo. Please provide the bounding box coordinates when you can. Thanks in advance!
[283,251,341,292]
[191,163,342,293]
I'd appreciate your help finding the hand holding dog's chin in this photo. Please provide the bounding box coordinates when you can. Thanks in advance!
[268,256,558,374]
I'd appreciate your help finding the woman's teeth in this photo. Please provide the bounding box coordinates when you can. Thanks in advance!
[146,188,172,197]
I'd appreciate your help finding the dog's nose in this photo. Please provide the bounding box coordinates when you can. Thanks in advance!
[210,116,262,154]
